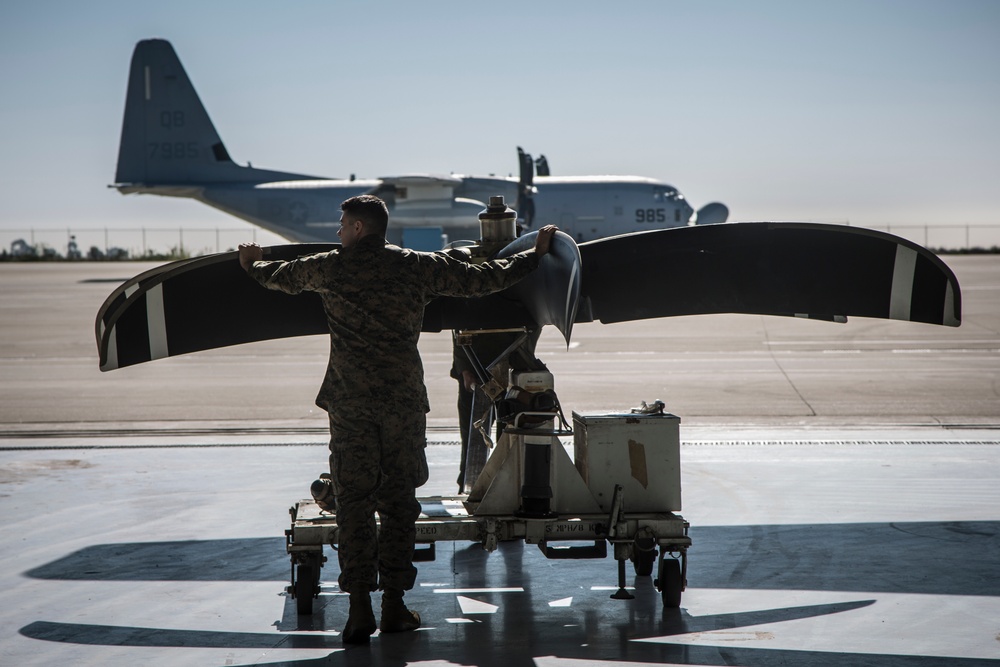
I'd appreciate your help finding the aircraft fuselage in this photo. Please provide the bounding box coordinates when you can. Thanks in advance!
[114,39,724,250]
[121,174,695,247]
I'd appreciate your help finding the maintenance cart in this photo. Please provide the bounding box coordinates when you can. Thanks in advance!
[285,407,691,614]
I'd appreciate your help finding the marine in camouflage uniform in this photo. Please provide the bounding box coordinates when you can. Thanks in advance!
[240,195,556,643]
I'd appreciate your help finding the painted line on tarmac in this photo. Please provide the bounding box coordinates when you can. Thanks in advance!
[3,439,999,452]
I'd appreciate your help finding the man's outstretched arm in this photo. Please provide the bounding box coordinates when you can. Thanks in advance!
[427,225,561,299]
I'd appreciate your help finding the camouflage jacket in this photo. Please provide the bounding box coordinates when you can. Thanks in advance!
[248,235,540,414]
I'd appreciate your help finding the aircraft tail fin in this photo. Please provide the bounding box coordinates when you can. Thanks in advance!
[115,39,309,187]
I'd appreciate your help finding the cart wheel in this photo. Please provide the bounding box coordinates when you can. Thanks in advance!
[658,557,682,608]
[633,546,656,577]
[296,563,315,615]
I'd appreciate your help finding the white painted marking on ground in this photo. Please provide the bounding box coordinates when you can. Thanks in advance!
[635,588,1000,661]
[433,587,524,594]
[535,657,691,666]
[766,338,998,346]
[549,597,573,607]
[456,596,498,614]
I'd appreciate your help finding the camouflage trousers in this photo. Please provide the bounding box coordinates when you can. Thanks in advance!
[327,406,429,594]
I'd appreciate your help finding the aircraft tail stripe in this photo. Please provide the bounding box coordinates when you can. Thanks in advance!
[889,245,917,321]
[145,284,169,360]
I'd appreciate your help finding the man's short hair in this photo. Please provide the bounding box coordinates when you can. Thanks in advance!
[341,195,389,236]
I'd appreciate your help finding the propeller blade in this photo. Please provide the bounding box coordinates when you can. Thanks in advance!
[515,146,536,229]
[534,154,550,177]
[577,222,961,327]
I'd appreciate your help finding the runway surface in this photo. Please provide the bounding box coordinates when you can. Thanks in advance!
[1,256,998,666]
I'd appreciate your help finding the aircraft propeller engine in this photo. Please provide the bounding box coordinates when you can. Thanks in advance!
[695,202,729,226]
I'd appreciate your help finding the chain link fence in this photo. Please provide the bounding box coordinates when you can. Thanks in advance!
[0,227,287,261]
[1,224,998,261]
[856,224,1000,252]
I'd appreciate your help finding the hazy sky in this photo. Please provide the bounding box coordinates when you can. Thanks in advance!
[1,0,997,238]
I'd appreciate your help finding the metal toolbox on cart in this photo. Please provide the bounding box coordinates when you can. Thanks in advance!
[572,411,681,512]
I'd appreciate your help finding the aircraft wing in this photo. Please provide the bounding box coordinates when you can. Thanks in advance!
[369,174,463,205]
[576,222,960,327]
[376,175,464,188]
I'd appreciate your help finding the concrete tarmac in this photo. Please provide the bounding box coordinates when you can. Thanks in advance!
[1,256,998,666]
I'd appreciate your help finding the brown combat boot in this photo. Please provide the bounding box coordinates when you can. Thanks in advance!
[342,590,376,645]
[380,588,421,633]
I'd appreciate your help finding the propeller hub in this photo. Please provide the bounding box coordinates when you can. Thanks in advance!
[478,195,518,247]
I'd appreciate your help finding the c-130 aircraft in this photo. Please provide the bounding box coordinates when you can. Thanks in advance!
[112,39,728,250]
